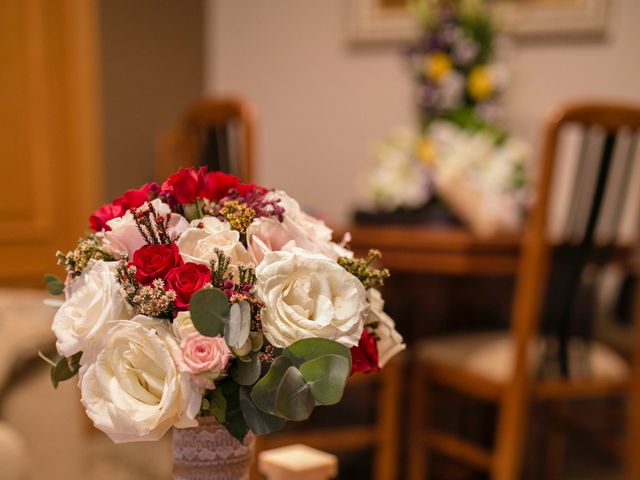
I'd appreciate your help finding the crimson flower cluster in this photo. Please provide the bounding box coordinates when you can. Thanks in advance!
[127,244,210,311]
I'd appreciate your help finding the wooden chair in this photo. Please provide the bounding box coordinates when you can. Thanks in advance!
[408,102,640,480]
[156,97,255,182]
[253,355,403,480]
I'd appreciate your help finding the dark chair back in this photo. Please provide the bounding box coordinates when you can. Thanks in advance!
[511,102,640,379]
[157,97,255,182]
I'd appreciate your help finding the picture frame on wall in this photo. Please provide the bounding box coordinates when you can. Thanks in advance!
[348,0,610,43]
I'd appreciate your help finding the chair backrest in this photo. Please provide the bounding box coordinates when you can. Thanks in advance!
[509,102,640,381]
[156,97,255,182]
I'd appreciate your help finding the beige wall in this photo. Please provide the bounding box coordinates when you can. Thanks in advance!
[206,0,640,226]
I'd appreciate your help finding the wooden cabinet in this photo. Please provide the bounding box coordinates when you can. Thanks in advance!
[0,0,101,286]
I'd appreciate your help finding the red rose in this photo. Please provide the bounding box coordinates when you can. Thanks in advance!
[201,171,240,201]
[236,183,268,197]
[129,243,184,285]
[89,199,126,231]
[122,182,156,209]
[161,167,202,204]
[165,262,211,310]
[350,330,380,375]
[88,183,157,231]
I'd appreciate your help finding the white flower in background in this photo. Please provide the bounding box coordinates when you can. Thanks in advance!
[256,250,367,348]
[52,260,128,361]
[366,289,405,367]
[80,317,201,443]
[172,311,197,341]
[104,199,190,258]
[357,128,432,213]
[427,120,530,236]
[427,120,529,194]
[177,217,251,266]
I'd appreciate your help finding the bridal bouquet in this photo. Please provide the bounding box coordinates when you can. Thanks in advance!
[45,167,405,444]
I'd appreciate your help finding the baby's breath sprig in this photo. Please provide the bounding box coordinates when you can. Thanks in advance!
[337,249,390,289]
[115,261,175,318]
[131,279,176,317]
[57,235,114,277]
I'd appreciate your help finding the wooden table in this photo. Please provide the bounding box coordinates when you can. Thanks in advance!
[347,224,523,276]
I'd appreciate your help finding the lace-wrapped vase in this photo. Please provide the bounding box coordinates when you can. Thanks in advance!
[172,417,255,480]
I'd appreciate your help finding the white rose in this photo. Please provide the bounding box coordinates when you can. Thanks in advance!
[366,289,405,367]
[52,260,128,361]
[105,199,190,257]
[172,311,197,341]
[256,250,367,348]
[177,217,251,266]
[80,317,201,443]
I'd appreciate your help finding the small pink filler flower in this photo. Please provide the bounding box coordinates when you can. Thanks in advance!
[175,333,231,389]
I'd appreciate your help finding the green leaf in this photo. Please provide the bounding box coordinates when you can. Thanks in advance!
[50,352,82,388]
[208,389,227,424]
[44,274,65,296]
[224,408,249,444]
[250,356,293,416]
[229,352,261,386]
[274,366,315,421]
[218,379,249,444]
[239,387,285,435]
[299,354,350,406]
[249,332,263,351]
[225,301,251,348]
[282,338,351,370]
[189,288,230,337]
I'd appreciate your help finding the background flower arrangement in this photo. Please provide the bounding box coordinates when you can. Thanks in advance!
[357,0,531,236]
[45,167,405,444]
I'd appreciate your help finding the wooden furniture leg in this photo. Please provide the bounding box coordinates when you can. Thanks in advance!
[492,378,531,480]
[409,365,429,480]
[375,356,402,480]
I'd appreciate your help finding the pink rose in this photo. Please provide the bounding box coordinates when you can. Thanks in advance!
[246,217,350,265]
[174,333,231,389]
[104,199,189,257]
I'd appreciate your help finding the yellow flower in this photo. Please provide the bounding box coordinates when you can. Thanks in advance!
[417,137,437,165]
[425,53,452,82]
[468,66,494,101]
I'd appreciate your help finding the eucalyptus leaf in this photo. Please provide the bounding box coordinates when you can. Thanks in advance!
[225,301,251,348]
[282,338,351,369]
[50,352,82,388]
[44,274,65,296]
[249,332,263,351]
[299,354,350,406]
[208,389,227,424]
[250,356,293,416]
[218,380,249,444]
[189,288,230,337]
[274,366,315,421]
[229,352,261,386]
[239,387,285,435]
